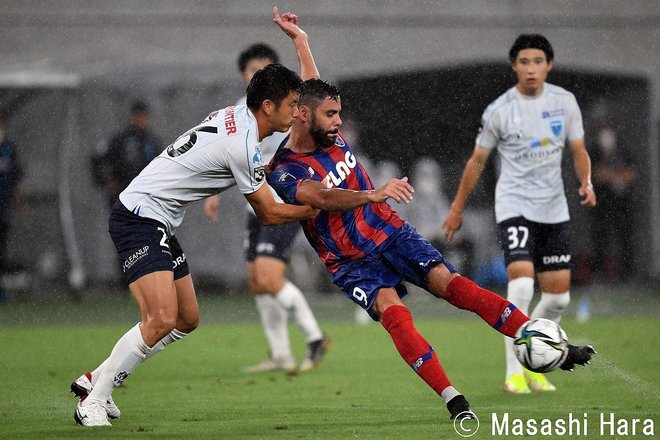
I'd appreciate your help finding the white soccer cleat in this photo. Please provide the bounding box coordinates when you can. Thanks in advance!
[70,372,121,419]
[74,402,112,427]
[244,357,297,375]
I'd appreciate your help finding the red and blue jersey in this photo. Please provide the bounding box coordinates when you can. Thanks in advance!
[267,132,404,273]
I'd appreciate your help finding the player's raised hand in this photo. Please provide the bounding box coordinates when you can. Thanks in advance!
[442,208,463,243]
[273,6,307,41]
[579,182,596,207]
[372,177,414,204]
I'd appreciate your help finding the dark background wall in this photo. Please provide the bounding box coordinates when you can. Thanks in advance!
[0,1,657,292]
[339,65,651,275]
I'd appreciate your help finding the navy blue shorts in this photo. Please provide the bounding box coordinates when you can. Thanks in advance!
[331,223,457,320]
[244,212,300,263]
[497,216,572,272]
[109,202,190,285]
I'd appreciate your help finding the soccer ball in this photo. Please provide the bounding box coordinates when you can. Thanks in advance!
[513,318,569,373]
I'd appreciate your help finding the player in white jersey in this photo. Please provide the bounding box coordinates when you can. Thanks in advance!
[70,8,320,427]
[203,43,328,374]
[443,34,596,394]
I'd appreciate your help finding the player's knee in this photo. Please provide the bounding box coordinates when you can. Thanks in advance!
[428,266,459,298]
[147,314,178,340]
[247,276,259,294]
[252,273,284,295]
[250,278,269,294]
[378,304,412,332]
[178,314,200,334]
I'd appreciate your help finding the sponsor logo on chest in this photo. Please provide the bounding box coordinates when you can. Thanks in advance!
[320,151,357,188]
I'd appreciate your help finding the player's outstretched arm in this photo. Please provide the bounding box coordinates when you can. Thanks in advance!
[273,6,320,81]
[296,177,414,212]
[246,183,319,225]
[443,145,491,242]
[569,138,596,207]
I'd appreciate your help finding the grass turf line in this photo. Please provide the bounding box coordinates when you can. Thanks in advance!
[0,315,658,439]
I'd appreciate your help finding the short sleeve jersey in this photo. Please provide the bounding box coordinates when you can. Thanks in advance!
[120,105,265,235]
[267,132,405,273]
[476,83,584,224]
[236,95,288,212]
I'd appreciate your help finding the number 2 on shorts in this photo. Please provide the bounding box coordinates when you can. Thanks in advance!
[157,227,170,249]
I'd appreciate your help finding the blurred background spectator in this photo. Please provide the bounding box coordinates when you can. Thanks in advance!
[0,111,24,303]
[91,101,162,208]
[589,125,638,282]
[406,157,476,278]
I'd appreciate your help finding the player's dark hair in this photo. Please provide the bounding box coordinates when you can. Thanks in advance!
[246,63,302,111]
[509,34,554,63]
[299,79,341,110]
[131,100,149,114]
[237,43,280,73]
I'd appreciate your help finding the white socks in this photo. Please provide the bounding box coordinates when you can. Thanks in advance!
[504,277,535,378]
[145,328,189,360]
[503,279,571,379]
[440,386,461,404]
[274,281,323,343]
[84,323,150,406]
[255,294,293,362]
[531,291,570,323]
[89,328,189,386]
[89,359,109,386]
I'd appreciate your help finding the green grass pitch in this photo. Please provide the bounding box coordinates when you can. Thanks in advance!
[0,294,658,439]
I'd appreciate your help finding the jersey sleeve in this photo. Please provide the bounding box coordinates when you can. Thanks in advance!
[226,136,266,195]
[475,104,501,149]
[266,162,310,205]
[565,94,585,142]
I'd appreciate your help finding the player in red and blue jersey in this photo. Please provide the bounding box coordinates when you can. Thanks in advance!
[270,127,405,273]
[267,79,595,422]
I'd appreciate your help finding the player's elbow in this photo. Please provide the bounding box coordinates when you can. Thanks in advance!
[254,210,279,226]
[296,191,326,210]
[311,198,333,211]
[307,189,345,211]
[261,217,280,226]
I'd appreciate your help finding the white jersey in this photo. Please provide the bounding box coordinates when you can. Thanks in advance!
[476,83,584,224]
[120,105,265,235]
[236,95,288,214]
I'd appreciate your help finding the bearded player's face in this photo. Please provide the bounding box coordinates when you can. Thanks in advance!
[310,97,342,148]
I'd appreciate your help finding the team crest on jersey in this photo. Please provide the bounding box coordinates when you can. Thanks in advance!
[254,165,265,183]
[253,146,263,164]
[550,120,562,137]
[335,136,345,147]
